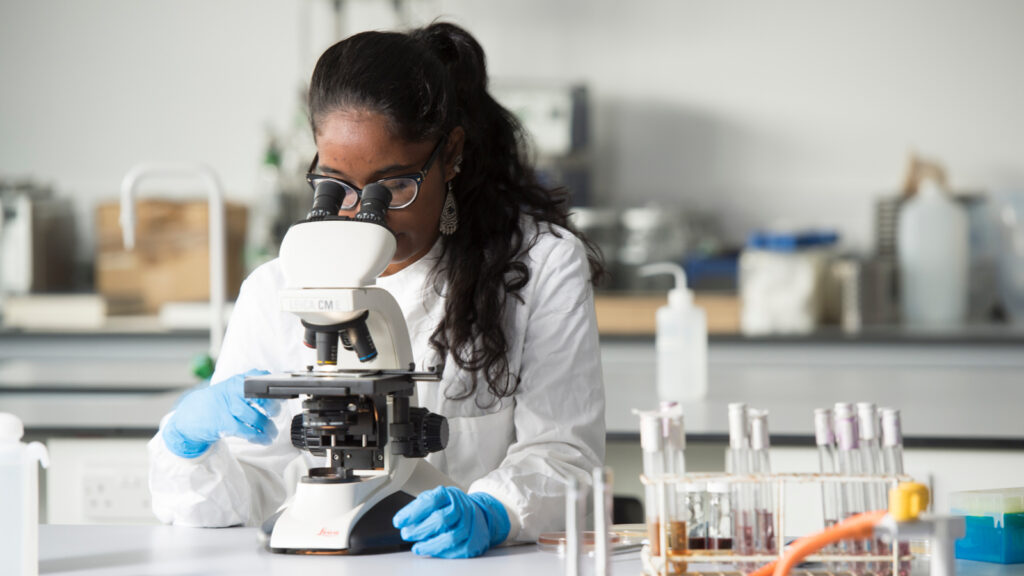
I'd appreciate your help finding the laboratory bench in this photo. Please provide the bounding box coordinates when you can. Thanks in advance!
[2,328,1024,525]
[36,524,1024,576]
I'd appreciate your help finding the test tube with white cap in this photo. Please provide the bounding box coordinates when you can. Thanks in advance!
[857,402,887,511]
[835,402,867,567]
[881,408,904,476]
[858,403,889,573]
[815,408,840,570]
[882,407,910,573]
[815,408,840,530]
[727,403,756,560]
[634,403,687,573]
[749,409,776,555]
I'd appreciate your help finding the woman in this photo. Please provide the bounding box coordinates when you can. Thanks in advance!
[148,22,605,559]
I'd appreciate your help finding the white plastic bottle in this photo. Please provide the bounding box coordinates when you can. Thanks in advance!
[0,413,49,576]
[639,262,708,401]
[898,179,968,326]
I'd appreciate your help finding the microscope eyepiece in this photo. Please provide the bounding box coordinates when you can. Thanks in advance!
[307,178,347,221]
[354,183,392,226]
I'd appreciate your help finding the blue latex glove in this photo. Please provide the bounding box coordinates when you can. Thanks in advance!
[162,369,280,458]
[392,486,511,558]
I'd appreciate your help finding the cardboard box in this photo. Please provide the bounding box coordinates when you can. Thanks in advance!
[95,199,247,314]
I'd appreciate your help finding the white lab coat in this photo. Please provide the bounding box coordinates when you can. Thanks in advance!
[148,217,605,542]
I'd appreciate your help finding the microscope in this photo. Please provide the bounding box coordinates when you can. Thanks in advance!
[245,182,452,554]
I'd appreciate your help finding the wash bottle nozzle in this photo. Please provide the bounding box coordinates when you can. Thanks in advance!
[639,262,693,308]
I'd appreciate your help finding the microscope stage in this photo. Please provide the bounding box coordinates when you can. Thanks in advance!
[244,372,419,399]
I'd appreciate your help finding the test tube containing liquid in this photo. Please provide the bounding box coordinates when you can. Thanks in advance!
[835,403,867,571]
[882,408,910,576]
[858,403,888,573]
[727,403,756,562]
[707,481,733,551]
[749,409,776,555]
[635,403,688,574]
[815,408,840,571]
[815,408,840,530]
[684,482,708,550]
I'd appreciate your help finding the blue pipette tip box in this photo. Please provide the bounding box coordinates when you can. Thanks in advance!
[951,487,1024,564]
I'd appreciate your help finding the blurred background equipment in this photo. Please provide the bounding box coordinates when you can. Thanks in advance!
[491,82,591,206]
[739,229,839,335]
[0,179,76,297]
[995,191,1024,324]
[897,176,968,328]
[95,199,246,317]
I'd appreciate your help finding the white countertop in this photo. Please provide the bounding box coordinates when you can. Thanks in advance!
[38,524,636,576]
[37,524,1024,576]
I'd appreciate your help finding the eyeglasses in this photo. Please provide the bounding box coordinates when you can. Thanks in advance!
[305,137,446,211]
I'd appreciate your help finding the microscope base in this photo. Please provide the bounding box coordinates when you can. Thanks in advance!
[262,458,458,554]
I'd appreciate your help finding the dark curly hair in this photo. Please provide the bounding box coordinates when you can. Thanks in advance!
[308,22,604,399]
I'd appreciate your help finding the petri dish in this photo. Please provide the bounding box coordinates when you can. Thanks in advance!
[610,523,648,547]
[537,531,621,554]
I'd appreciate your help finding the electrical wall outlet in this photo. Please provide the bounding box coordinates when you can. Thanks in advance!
[46,438,158,524]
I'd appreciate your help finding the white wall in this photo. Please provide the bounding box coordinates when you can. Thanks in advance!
[3,0,1024,261]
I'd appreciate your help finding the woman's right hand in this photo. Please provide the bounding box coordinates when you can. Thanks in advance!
[162,369,281,458]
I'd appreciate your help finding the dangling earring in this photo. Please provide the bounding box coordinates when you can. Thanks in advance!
[439,180,458,236]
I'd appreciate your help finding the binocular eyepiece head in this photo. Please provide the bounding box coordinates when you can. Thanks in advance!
[354,183,391,226]
[306,181,393,227]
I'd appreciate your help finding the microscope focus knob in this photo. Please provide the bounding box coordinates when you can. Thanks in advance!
[419,412,449,455]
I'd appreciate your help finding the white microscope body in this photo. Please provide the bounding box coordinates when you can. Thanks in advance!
[245,189,453,555]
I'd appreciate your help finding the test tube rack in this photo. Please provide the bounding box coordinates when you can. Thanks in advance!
[640,471,916,576]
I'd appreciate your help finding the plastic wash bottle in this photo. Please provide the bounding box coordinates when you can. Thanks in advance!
[0,412,50,576]
[639,262,708,401]
[898,178,968,326]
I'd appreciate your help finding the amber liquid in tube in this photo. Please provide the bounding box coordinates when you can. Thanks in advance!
[648,519,688,574]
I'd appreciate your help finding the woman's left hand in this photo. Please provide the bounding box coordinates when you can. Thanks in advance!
[392,486,510,558]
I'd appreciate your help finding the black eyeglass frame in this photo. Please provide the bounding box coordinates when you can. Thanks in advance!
[305,136,447,211]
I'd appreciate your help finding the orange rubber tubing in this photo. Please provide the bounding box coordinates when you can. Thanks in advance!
[746,509,888,576]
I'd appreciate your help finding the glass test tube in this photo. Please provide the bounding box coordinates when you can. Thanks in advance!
[815,408,840,571]
[835,403,867,569]
[727,403,756,561]
[707,481,733,551]
[564,475,585,576]
[858,403,888,574]
[593,467,613,576]
[815,408,840,530]
[684,482,708,550]
[882,407,910,576]
[881,408,904,476]
[635,403,688,573]
[858,402,887,511]
[749,409,776,555]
